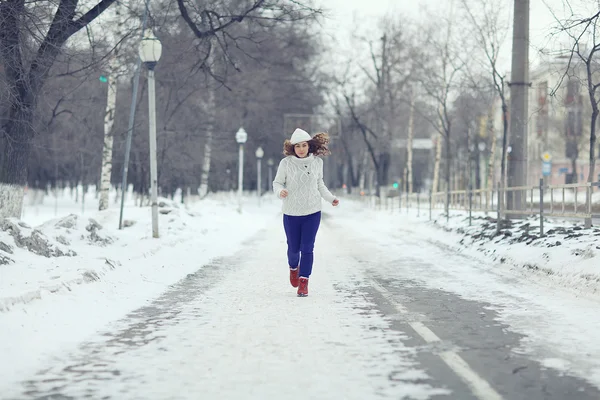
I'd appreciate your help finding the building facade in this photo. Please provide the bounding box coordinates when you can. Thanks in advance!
[526,57,595,185]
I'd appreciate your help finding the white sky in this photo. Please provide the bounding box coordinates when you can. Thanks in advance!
[318,0,596,74]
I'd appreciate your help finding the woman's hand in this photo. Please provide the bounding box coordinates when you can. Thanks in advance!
[280,189,289,198]
[332,199,339,207]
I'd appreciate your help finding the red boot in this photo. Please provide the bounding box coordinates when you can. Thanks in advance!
[297,277,309,297]
[290,268,299,288]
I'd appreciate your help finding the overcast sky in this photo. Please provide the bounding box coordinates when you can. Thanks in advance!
[317,0,595,73]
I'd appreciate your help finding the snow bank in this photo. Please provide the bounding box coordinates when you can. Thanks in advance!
[429,212,600,295]
[0,193,279,312]
[339,196,600,296]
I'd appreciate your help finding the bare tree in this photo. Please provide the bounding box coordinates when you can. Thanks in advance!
[419,7,466,216]
[547,5,600,227]
[460,0,510,227]
[99,2,133,211]
[0,0,118,218]
[333,18,421,198]
[175,0,321,80]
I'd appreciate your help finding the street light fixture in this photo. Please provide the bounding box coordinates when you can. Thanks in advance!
[255,146,264,204]
[139,30,162,238]
[235,127,248,213]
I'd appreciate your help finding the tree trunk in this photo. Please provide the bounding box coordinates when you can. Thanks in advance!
[432,132,443,193]
[497,101,509,231]
[376,151,390,198]
[444,128,451,216]
[588,111,597,181]
[340,134,357,191]
[99,55,119,211]
[198,85,215,199]
[0,111,34,219]
[571,149,578,183]
[0,0,118,219]
[487,116,497,193]
[585,109,598,228]
[359,151,368,192]
[475,138,482,190]
[407,89,415,193]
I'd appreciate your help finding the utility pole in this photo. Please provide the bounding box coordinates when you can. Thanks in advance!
[507,0,530,214]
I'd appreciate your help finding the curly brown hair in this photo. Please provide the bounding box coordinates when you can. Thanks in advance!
[283,132,331,157]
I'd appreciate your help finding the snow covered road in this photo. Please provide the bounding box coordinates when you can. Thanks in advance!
[4,205,600,399]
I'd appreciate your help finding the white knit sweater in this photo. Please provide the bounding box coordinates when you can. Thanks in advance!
[272,154,337,216]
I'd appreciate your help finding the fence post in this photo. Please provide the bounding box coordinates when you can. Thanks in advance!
[406,189,409,214]
[585,183,592,229]
[539,178,544,237]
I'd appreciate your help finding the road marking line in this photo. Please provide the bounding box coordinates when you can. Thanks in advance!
[371,280,504,400]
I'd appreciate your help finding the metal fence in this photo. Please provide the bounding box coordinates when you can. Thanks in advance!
[352,180,600,236]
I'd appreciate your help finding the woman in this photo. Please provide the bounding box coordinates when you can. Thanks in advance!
[272,128,339,297]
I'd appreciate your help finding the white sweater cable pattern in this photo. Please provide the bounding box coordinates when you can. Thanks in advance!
[272,154,337,216]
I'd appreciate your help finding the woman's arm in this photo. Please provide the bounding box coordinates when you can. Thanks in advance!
[272,158,287,198]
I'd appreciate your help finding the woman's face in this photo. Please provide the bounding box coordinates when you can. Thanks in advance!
[294,141,309,158]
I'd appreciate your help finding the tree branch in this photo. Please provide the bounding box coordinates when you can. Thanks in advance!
[29,0,119,97]
[176,0,265,40]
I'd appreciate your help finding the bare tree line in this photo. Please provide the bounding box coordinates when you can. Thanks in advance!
[2,0,599,220]
[326,0,600,220]
[0,0,323,217]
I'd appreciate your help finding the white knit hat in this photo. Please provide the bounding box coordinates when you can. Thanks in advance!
[290,128,312,145]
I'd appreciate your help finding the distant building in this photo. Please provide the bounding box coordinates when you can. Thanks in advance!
[527,56,595,185]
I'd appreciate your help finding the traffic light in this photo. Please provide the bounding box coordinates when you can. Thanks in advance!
[392,182,399,189]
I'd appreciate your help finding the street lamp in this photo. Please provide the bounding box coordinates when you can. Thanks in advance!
[267,158,274,194]
[255,146,264,204]
[235,127,248,213]
[139,30,162,238]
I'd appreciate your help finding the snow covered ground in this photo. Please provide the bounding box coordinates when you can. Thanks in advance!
[0,189,280,395]
[2,189,600,399]
[354,194,600,296]
[331,199,600,391]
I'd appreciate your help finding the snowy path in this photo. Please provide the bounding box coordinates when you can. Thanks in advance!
[6,210,600,399]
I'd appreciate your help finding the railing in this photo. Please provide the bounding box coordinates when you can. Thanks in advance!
[351,180,600,236]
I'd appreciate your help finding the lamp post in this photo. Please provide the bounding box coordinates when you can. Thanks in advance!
[255,147,264,204]
[139,31,162,238]
[267,158,274,194]
[235,127,248,213]
[118,0,149,230]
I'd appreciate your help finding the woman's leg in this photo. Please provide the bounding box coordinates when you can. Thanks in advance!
[283,214,302,269]
[298,212,322,278]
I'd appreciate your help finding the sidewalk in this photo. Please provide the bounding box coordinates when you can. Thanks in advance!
[0,193,281,393]
[2,213,448,400]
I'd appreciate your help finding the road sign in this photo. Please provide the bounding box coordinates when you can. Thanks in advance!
[541,152,552,162]
[542,161,552,177]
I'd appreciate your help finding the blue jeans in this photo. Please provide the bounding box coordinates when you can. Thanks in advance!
[283,212,321,278]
